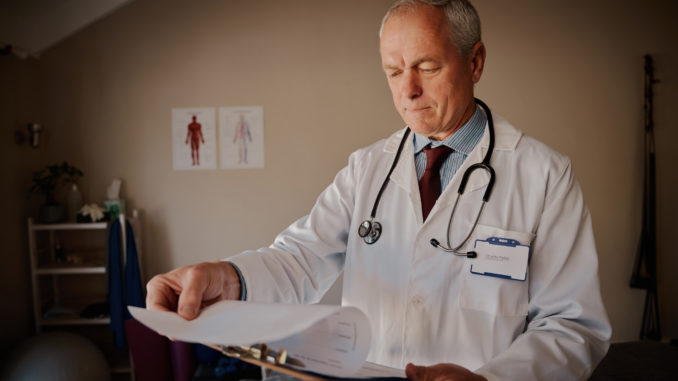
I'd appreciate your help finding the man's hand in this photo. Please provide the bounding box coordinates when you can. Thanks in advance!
[405,363,487,381]
[146,261,242,320]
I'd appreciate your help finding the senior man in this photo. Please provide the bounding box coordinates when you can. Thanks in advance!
[146,1,611,380]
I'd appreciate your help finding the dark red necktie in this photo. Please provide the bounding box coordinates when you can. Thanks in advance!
[419,145,452,221]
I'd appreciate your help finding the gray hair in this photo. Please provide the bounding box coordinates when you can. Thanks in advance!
[379,0,481,57]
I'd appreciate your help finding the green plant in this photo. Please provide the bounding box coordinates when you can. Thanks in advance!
[28,162,83,204]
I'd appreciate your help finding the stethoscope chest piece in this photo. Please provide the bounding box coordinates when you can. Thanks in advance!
[358,219,382,244]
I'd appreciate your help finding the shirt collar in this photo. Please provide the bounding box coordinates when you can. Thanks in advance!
[412,104,487,155]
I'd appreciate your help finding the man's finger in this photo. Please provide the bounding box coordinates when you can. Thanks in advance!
[176,267,209,320]
[146,276,178,312]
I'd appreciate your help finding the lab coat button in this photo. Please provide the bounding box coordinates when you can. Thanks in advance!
[411,296,423,305]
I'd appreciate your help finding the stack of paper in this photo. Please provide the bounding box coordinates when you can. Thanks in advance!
[129,301,405,379]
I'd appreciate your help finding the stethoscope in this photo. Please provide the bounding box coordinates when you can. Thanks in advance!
[358,98,496,258]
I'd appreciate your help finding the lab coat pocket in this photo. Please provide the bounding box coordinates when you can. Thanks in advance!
[458,224,534,317]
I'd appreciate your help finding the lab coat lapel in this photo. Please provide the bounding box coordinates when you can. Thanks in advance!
[383,128,422,220]
[431,115,522,220]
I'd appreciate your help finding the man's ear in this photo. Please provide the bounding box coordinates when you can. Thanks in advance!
[469,42,486,83]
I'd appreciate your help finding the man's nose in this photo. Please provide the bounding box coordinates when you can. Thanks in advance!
[402,71,422,100]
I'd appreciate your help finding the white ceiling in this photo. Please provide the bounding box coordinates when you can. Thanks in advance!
[0,0,134,58]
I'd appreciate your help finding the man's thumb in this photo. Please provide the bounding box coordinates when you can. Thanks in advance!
[405,363,423,380]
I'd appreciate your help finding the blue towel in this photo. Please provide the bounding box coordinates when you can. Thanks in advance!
[109,218,145,348]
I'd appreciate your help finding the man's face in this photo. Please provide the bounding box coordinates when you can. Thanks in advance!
[380,5,484,141]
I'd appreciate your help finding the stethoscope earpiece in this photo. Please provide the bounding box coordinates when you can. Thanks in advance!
[430,239,477,258]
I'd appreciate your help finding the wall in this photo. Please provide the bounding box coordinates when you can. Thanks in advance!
[473,0,678,341]
[2,0,676,357]
[0,55,44,359]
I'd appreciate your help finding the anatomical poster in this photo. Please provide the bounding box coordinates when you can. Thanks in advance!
[172,108,217,170]
[219,106,264,169]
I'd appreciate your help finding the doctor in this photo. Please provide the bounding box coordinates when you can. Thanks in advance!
[146,1,611,380]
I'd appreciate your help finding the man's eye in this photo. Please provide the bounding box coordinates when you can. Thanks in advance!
[388,71,402,78]
[420,66,440,73]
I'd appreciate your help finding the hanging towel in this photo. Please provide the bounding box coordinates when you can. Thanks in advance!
[109,218,145,348]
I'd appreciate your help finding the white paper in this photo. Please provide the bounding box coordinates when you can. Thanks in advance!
[353,362,407,379]
[129,301,389,378]
[267,304,371,377]
[219,106,264,169]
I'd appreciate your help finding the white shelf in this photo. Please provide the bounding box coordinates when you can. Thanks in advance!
[39,316,111,326]
[30,221,108,231]
[27,214,140,379]
[36,265,106,275]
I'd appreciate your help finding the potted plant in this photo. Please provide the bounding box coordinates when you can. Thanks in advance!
[28,162,83,223]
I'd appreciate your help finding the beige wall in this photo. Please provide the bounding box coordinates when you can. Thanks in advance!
[0,56,45,359]
[474,0,678,341]
[2,0,677,355]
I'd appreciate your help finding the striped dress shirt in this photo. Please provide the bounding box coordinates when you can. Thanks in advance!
[413,105,487,192]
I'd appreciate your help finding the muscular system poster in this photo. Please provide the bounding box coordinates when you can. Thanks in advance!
[172,108,217,171]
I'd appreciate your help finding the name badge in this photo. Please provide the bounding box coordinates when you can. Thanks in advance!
[470,236,529,281]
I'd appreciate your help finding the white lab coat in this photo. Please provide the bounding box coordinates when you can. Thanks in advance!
[229,114,611,381]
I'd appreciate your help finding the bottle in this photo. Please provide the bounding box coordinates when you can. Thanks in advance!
[55,239,65,263]
[67,183,84,222]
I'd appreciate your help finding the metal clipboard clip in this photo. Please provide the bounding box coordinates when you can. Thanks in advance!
[222,343,305,367]
[201,342,325,380]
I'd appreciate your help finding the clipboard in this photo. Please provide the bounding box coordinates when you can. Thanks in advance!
[128,301,406,380]
[202,342,406,381]
[471,236,529,281]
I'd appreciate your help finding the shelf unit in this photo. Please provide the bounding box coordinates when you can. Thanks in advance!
[27,215,140,380]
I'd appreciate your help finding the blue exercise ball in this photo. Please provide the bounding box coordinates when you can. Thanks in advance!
[2,331,110,381]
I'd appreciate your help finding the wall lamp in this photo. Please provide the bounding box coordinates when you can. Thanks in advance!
[14,123,44,148]
[27,123,43,148]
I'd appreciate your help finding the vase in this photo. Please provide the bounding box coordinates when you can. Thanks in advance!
[39,203,66,223]
[67,184,84,221]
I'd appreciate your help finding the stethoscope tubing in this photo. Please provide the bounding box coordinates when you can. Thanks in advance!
[359,98,496,252]
[369,128,411,219]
